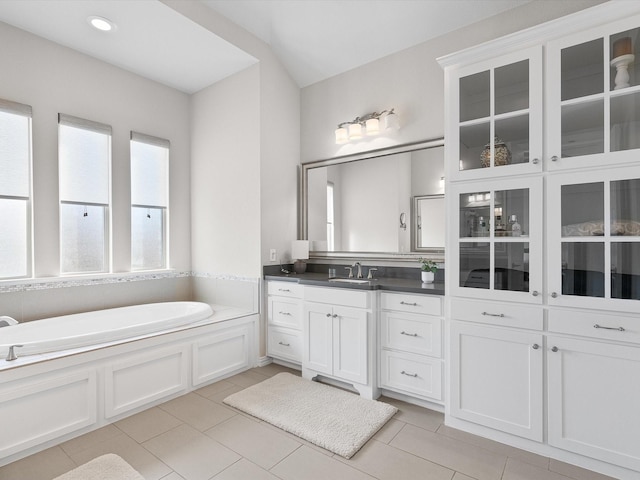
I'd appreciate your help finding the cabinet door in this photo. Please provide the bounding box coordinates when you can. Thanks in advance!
[449,176,543,303]
[546,16,640,171]
[548,336,640,471]
[303,302,333,375]
[446,46,542,181]
[332,306,368,385]
[547,166,640,312]
[450,321,543,441]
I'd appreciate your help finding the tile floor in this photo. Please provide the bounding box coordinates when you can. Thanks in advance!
[0,364,616,480]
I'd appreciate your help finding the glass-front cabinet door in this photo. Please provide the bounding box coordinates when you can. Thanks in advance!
[449,177,543,303]
[546,17,640,171]
[447,46,542,181]
[547,166,640,312]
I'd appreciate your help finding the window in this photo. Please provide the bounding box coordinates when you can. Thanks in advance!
[58,114,111,274]
[130,132,169,270]
[0,99,32,279]
[327,182,335,251]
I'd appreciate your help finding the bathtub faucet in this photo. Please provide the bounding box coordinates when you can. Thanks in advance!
[6,344,24,361]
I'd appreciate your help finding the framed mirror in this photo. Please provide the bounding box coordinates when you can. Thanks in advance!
[299,138,445,260]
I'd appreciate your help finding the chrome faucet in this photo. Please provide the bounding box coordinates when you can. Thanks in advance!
[352,262,363,279]
[6,344,23,361]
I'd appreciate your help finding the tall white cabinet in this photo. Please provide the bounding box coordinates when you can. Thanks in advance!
[440,4,640,479]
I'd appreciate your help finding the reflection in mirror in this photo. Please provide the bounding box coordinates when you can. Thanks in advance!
[412,195,445,251]
[301,139,445,258]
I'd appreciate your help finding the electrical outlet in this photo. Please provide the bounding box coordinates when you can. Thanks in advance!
[269,249,277,262]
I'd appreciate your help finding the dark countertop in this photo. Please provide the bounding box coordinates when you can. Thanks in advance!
[264,271,445,295]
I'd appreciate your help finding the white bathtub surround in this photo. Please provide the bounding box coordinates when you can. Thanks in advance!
[0,303,258,467]
[191,272,260,312]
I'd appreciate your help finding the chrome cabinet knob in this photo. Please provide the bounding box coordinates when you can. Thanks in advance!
[551,346,559,352]
[531,290,539,297]
[550,292,558,298]
[551,155,559,162]
[532,158,539,165]
[532,344,540,350]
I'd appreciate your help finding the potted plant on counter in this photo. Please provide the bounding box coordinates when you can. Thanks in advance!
[419,258,438,283]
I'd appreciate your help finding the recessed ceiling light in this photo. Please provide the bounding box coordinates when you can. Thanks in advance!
[88,16,116,32]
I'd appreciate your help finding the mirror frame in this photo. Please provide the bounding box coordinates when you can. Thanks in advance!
[298,137,445,262]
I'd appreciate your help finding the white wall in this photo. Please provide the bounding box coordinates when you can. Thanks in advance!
[190,65,261,278]
[300,0,606,163]
[0,20,192,321]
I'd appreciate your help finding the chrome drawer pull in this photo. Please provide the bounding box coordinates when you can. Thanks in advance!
[278,341,290,347]
[279,311,292,316]
[278,288,291,292]
[482,311,505,318]
[401,331,418,337]
[594,324,625,332]
[400,301,418,306]
[401,371,418,378]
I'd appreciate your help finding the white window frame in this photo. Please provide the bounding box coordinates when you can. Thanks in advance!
[58,114,112,275]
[130,131,169,271]
[0,98,33,280]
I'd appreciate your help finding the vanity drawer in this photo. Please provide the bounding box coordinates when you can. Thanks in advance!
[451,298,542,330]
[268,297,302,329]
[304,286,371,308]
[380,292,441,316]
[268,326,302,363]
[549,309,640,345]
[380,350,442,401]
[268,281,303,298]
[380,311,442,357]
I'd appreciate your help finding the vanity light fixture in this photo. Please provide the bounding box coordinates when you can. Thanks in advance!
[334,108,398,144]
[88,16,116,32]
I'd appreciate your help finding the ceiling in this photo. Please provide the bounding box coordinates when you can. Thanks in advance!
[0,0,532,93]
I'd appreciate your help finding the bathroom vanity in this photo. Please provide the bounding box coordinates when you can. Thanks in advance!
[265,273,445,407]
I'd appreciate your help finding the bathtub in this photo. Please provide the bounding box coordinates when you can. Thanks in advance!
[0,301,214,358]
[0,302,257,466]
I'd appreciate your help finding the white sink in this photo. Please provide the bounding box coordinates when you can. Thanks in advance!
[328,278,370,284]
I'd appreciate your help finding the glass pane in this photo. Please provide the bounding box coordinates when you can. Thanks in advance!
[610,29,639,91]
[60,203,106,273]
[611,243,640,300]
[495,188,529,237]
[561,183,604,237]
[132,206,164,270]
[131,141,168,207]
[495,115,529,166]
[0,111,30,197]
[460,192,490,238]
[561,38,603,101]
[460,71,489,122]
[561,242,604,297]
[59,124,110,204]
[495,60,529,115]
[460,242,490,289]
[459,122,489,171]
[561,100,604,158]
[0,199,28,278]
[495,242,529,292]
[611,178,640,236]
[610,91,640,152]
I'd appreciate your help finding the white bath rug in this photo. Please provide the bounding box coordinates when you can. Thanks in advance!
[52,454,145,480]
[223,372,398,458]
